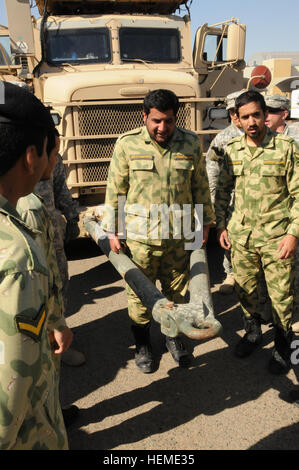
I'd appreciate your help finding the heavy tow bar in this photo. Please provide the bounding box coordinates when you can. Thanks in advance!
[83,216,222,341]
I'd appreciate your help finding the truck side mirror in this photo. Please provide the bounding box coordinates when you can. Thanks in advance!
[208,107,229,121]
[226,23,246,62]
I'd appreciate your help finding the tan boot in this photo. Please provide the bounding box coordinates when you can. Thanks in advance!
[61,348,86,366]
[219,273,235,294]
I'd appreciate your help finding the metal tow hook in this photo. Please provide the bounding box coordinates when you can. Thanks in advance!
[83,216,222,341]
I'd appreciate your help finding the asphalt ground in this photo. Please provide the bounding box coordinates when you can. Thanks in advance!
[60,234,299,451]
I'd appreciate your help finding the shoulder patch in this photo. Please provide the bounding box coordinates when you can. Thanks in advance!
[117,127,143,141]
[176,127,198,139]
[177,126,197,135]
[15,304,47,342]
[276,133,294,143]
[226,136,243,146]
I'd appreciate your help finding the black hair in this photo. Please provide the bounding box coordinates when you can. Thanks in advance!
[46,128,59,157]
[143,89,180,116]
[235,90,267,117]
[0,124,48,177]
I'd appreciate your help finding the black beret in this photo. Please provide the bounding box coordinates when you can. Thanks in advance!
[0,81,55,131]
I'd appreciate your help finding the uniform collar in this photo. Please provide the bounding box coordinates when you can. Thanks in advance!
[0,194,40,235]
[143,125,183,145]
[236,126,276,151]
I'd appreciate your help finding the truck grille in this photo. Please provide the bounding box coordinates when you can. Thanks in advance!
[73,102,193,186]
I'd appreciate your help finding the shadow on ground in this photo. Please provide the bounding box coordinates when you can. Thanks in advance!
[249,422,299,450]
[60,237,299,450]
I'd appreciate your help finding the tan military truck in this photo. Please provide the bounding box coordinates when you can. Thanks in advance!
[2,0,247,230]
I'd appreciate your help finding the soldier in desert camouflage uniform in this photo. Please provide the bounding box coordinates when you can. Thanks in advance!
[17,136,79,427]
[35,140,84,367]
[0,82,70,449]
[215,90,299,375]
[206,90,244,294]
[16,190,67,336]
[265,98,299,401]
[102,89,215,373]
[264,95,299,334]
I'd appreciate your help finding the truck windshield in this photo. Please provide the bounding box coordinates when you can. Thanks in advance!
[119,28,181,63]
[46,28,111,64]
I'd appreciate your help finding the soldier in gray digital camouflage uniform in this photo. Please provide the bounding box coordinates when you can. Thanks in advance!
[215,90,299,375]
[0,82,71,449]
[36,151,80,301]
[206,90,244,294]
[102,89,215,373]
[265,94,299,142]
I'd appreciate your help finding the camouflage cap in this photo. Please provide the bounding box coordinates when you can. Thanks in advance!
[226,90,245,110]
[264,94,290,111]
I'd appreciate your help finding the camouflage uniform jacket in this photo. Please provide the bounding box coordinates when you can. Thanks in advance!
[215,127,299,247]
[0,195,68,450]
[16,193,67,332]
[102,126,215,245]
[206,124,243,204]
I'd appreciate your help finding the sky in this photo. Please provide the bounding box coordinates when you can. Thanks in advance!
[0,0,298,63]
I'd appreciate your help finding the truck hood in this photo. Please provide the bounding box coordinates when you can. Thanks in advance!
[43,69,198,103]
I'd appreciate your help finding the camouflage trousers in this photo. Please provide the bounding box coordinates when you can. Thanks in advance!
[125,238,190,325]
[231,236,295,331]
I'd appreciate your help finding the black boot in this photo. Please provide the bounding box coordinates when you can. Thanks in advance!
[131,323,154,374]
[62,405,79,428]
[289,388,299,407]
[234,316,262,358]
[268,327,293,375]
[165,335,191,368]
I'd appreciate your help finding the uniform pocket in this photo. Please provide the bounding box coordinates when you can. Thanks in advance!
[174,159,194,171]
[261,162,286,194]
[129,157,154,185]
[228,161,244,176]
[261,161,286,176]
[171,157,194,187]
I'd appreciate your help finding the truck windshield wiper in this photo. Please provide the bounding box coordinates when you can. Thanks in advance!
[121,58,153,64]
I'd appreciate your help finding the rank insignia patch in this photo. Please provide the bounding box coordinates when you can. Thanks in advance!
[15,305,46,342]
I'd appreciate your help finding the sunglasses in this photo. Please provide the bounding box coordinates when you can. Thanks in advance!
[266,107,285,114]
